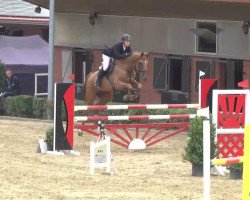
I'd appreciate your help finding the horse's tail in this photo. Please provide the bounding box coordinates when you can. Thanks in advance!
[83,72,93,101]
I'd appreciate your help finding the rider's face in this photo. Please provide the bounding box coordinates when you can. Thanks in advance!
[123,41,131,47]
[5,70,12,78]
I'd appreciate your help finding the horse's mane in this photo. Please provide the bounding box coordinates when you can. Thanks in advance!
[128,51,141,61]
[117,51,141,64]
[114,51,144,72]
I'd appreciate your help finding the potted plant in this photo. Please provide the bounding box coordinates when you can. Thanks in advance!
[228,163,243,180]
[183,115,217,176]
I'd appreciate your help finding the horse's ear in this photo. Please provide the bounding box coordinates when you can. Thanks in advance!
[140,52,144,57]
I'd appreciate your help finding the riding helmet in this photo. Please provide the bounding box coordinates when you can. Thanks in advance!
[122,34,131,41]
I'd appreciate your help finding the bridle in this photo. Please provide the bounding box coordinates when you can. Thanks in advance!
[136,58,148,78]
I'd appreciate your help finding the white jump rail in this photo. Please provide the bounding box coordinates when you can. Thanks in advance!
[74,103,200,111]
[75,114,197,122]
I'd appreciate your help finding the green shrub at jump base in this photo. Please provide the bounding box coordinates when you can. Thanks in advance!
[183,115,217,176]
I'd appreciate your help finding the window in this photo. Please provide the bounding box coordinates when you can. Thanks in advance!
[153,56,190,92]
[153,57,167,90]
[0,26,23,36]
[9,28,23,36]
[42,28,49,42]
[195,21,217,53]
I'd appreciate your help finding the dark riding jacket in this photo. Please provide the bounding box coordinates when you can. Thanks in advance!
[103,42,132,60]
[3,75,20,95]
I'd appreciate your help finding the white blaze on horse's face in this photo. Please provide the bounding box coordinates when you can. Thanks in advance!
[137,55,149,82]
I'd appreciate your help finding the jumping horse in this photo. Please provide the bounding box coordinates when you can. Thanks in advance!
[84,51,149,105]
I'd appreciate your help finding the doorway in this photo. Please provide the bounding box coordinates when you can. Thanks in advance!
[226,59,243,89]
[72,48,92,99]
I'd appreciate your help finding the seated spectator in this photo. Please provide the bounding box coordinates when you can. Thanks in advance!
[0,68,20,98]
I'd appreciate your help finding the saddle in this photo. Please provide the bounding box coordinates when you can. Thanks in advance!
[105,58,116,78]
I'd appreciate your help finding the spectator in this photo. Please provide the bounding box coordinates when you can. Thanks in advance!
[0,68,20,98]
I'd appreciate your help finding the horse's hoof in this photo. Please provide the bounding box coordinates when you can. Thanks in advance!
[129,96,135,101]
[129,95,138,101]
[134,95,139,100]
[123,95,129,101]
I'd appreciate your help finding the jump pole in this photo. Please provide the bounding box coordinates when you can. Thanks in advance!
[75,104,199,111]
[212,156,244,166]
[74,114,197,122]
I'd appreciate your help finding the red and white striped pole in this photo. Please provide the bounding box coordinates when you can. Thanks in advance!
[74,104,199,111]
[74,114,197,122]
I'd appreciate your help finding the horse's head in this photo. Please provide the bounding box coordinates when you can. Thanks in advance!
[136,52,149,82]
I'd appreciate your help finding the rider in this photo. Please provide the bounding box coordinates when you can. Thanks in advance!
[95,34,133,88]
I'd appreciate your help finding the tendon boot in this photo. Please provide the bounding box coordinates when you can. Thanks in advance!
[95,69,105,88]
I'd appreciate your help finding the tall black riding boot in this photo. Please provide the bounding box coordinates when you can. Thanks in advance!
[95,69,105,88]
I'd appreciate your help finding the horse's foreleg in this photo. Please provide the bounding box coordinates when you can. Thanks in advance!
[115,81,133,91]
[130,80,142,101]
[114,81,133,101]
[123,90,131,101]
[131,79,142,90]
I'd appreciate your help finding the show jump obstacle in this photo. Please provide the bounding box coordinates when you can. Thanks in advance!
[53,78,216,151]
[212,89,250,158]
[207,89,250,200]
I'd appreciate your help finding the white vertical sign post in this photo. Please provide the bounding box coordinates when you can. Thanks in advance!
[203,120,210,200]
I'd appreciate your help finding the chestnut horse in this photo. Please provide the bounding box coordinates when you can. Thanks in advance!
[84,51,149,105]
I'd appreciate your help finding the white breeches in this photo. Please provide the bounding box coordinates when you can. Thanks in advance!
[101,54,110,71]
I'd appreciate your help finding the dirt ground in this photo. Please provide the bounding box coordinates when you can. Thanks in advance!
[0,119,242,200]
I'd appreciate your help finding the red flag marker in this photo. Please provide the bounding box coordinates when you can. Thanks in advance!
[238,80,249,88]
[68,74,75,80]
